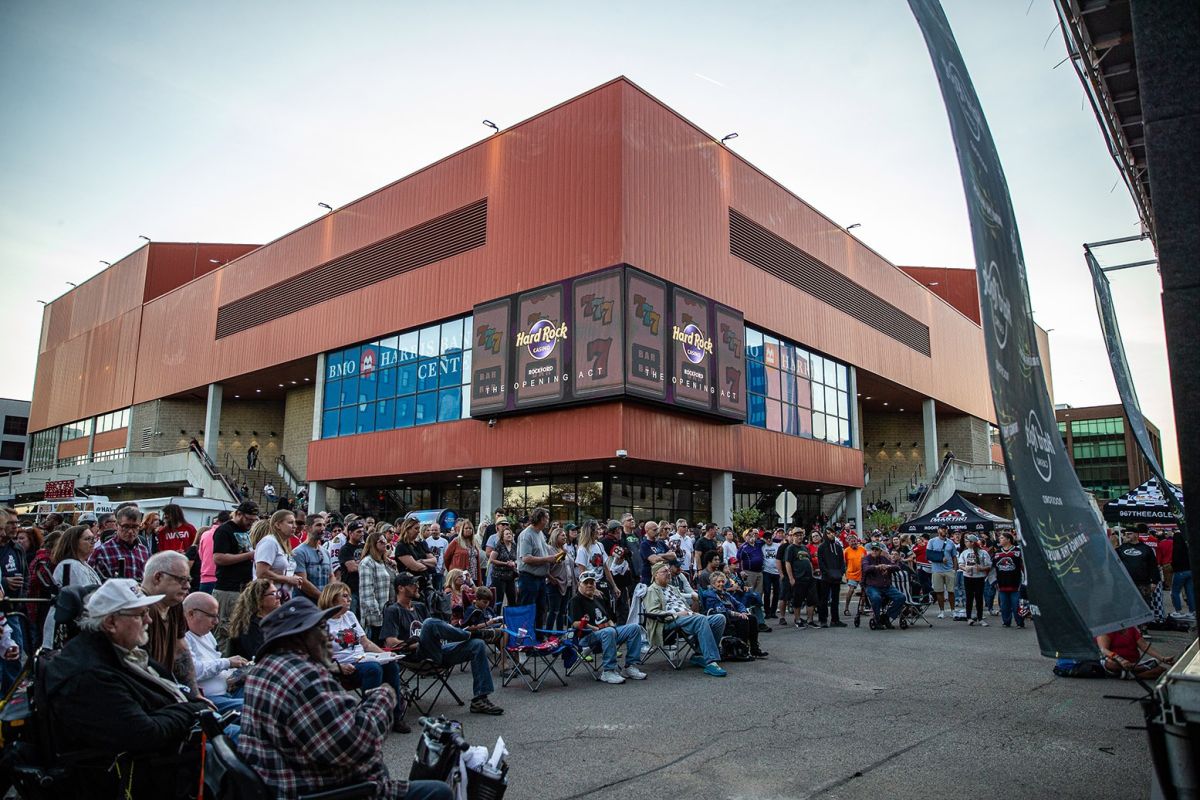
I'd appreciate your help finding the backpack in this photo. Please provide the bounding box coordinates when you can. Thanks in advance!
[1052,658,1106,679]
[719,635,754,662]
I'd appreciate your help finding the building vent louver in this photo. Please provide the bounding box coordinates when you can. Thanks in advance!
[215,199,487,339]
[729,208,931,357]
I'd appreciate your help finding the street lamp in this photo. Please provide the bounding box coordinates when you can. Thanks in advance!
[317,203,333,213]
[720,132,739,144]
[482,120,499,134]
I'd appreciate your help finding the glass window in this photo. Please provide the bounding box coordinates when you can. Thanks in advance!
[440,319,463,354]
[397,331,419,363]
[779,343,796,373]
[825,386,838,417]
[824,358,837,388]
[836,364,848,391]
[766,367,782,400]
[809,354,823,386]
[749,394,766,428]
[437,388,462,421]
[812,384,825,412]
[460,385,471,420]
[747,359,766,396]
[745,328,763,362]
[376,367,396,399]
[358,372,377,404]
[415,392,438,425]
[397,362,418,395]
[418,326,440,358]
[417,359,439,392]
[783,403,800,436]
[765,399,783,432]
[798,408,813,437]
[763,335,779,369]
[339,376,358,407]
[375,398,395,431]
[378,336,399,370]
[795,375,810,409]
[836,389,849,419]
[355,402,376,435]
[813,412,826,441]
[439,353,465,388]
[339,406,357,435]
[395,395,416,429]
[322,410,340,438]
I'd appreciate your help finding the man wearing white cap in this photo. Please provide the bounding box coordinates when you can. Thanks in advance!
[44,578,210,799]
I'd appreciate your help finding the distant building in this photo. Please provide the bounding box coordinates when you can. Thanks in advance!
[0,398,30,474]
[1055,403,1163,501]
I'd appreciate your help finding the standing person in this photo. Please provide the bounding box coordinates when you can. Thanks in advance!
[638,521,676,584]
[1116,528,1161,616]
[358,532,395,642]
[959,535,992,626]
[1157,529,1175,604]
[254,510,303,599]
[155,504,196,554]
[293,515,333,599]
[675,519,695,578]
[720,529,739,566]
[737,529,765,597]
[841,534,866,619]
[0,516,28,600]
[694,523,720,574]
[775,533,792,625]
[89,506,151,582]
[546,528,575,630]
[393,519,436,582]
[761,531,782,620]
[619,513,644,580]
[197,511,229,595]
[443,520,484,587]
[488,525,519,608]
[925,526,958,619]
[246,442,258,470]
[784,529,817,629]
[1170,530,1194,618]
[517,508,556,626]
[914,533,932,597]
[424,522,449,592]
[574,520,618,607]
[993,533,1025,628]
[816,528,847,627]
[336,521,368,614]
[212,501,261,644]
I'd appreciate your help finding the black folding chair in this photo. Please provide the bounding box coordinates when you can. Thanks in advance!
[396,657,464,717]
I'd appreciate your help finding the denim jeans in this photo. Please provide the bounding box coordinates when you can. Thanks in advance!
[353,659,402,698]
[998,590,1021,626]
[983,580,997,612]
[418,618,494,699]
[954,572,965,609]
[667,613,726,664]
[517,572,547,626]
[403,782,455,800]
[1172,570,1194,613]
[762,573,780,615]
[866,585,905,620]
[200,582,216,595]
[582,624,644,671]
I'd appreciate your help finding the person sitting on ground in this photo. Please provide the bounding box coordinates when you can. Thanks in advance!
[183,592,247,718]
[225,578,281,660]
[44,579,211,799]
[700,570,767,658]
[317,581,408,733]
[861,542,906,629]
[1097,626,1175,679]
[239,596,452,800]
[643,562,727,677]
[569,571,647,684]
[380,573,504,716]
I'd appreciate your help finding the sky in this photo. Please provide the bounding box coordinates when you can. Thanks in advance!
[0,1,1178,482]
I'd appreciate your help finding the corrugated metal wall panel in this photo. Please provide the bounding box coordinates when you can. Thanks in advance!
[144,243,260,303]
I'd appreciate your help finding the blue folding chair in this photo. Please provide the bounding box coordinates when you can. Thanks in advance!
[501,604,572,692]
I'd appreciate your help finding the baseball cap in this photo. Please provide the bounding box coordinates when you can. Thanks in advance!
[867,541,883,550]
[966,534,980,542]
[578,570,600,583]
[496,516,510,525]
[236,500,260,516]
[85,578,164,618]
[564,522,578,531]
[650,562,671,577]
[606,519,622,531]
[347,520,365,531]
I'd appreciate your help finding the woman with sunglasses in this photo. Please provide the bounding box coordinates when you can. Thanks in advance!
[225,578,282,660]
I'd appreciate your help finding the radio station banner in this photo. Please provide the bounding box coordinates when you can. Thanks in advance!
[471,264,746,424]
[1086,250,1185,519]
[910,0,1150,659]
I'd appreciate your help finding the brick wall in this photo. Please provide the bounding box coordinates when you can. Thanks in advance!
[128,397,286,470]
[940,414,991,465]
[282,386,315,481]
[861,412,927,506]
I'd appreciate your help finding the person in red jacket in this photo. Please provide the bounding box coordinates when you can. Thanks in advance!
[1097,626,1174,679]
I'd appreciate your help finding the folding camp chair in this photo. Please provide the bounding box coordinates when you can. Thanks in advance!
[562,626,601,682]
[500,604,570,692]
[638,611,698,669]
[396,656,463,717]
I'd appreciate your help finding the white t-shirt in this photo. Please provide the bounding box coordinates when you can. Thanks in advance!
[327,611,367,663]
[679,535,695,571]
[254,536,295,577]
[425,536,449,572]
[761,542,781,575]
[722,540,738,563]
[576,542,607,573]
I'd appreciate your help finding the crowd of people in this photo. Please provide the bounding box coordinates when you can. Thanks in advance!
[0,500,1191,797]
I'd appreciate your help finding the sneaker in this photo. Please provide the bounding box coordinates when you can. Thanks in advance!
[937,612,946,619]
[1003,623,1011,628]
[758,623,772,633]
[470,697,504,715]
[990,610,1000,616]
[703,663,727,677]
[392,716,411,734]
[777,617,788,627]
[795,620,807,629]
[969,620,976,626]
[600,670,626,684]
[980,621,989,627]
[621,666,647,680]
[751,650,769,659]
[689,655,707,668]
[831,621,848,628]
[819,623,829,629]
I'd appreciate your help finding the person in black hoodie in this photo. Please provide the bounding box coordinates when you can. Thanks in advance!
[44,579,210,800]
[1116,528,1160,613]
[816,529,847,628]
[1170,532,1193,616]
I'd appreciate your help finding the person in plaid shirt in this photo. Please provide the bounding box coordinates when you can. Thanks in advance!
[89,506,150,581]
[239,597,452,800]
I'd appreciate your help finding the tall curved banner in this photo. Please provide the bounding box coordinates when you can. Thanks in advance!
[1086,250,1185,519]
[909,0,1150,659]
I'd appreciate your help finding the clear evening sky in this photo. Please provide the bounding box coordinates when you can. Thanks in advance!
[0,1,1178,482]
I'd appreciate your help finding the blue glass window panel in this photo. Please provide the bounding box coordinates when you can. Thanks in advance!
[394,395,416,429]
[325,350,343,381]
[439,353,464,388]
[339,406,357,436]
[460,386,471,419]
[375,398,395,431]
[747,359,767,396]
[438,388,461,421]
[812,412,826,441]
[356,403,376,435]
[396,363,418,395]
[440,319,463,355]
[748,394,766,428]
[339,376,358,407]
[376,367,396,400]
[836,363,849,391]
[783,403,800,436]
[323,379,341,410]
[415,392,438,425]
[745,327,763,362]
[396,331,419,363]
[377,336,399,370]
[418,326,440,358]
[322,409,340,438]
[779,343,796,373]
[358,371,377,403]
[341,346,361,378]
[417,358,439,392]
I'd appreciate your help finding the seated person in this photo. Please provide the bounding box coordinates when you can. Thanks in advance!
[643,562,728,677]
[569,571,647,684]
[225,578,281,659]
[441,568,474,625]
[723,562,768,630]
[183,592,247,720]
[699,570,767,659]
[1097,626,1175,680]
[381,573,504,716]
[316,581,407,733]
[460,586,505,646]
[861,542,905,629]
[666,561,698,609]
[44,579,211,800]
[239,596,452,800]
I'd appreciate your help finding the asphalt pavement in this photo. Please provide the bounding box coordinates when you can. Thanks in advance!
[381,614,1194,800]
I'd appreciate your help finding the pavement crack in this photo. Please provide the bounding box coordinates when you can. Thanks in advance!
[549,742,712,800]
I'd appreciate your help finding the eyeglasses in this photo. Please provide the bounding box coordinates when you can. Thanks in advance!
[159,572,192,586]
[190,609,220,620]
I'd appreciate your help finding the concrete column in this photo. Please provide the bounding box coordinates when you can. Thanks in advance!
[922,398,938,481]
[480,468,503,526]
[204,383,223,462]
[848,366,862,450]
[311,354,326,440]
[849,488,863,533]
[86,422,96,463]
[711,471,733,529]
[307,481,326,513]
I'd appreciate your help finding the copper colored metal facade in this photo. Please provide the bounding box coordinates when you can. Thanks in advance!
[30,78,994,490]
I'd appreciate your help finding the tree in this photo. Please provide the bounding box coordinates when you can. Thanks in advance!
[731,506,763,534]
